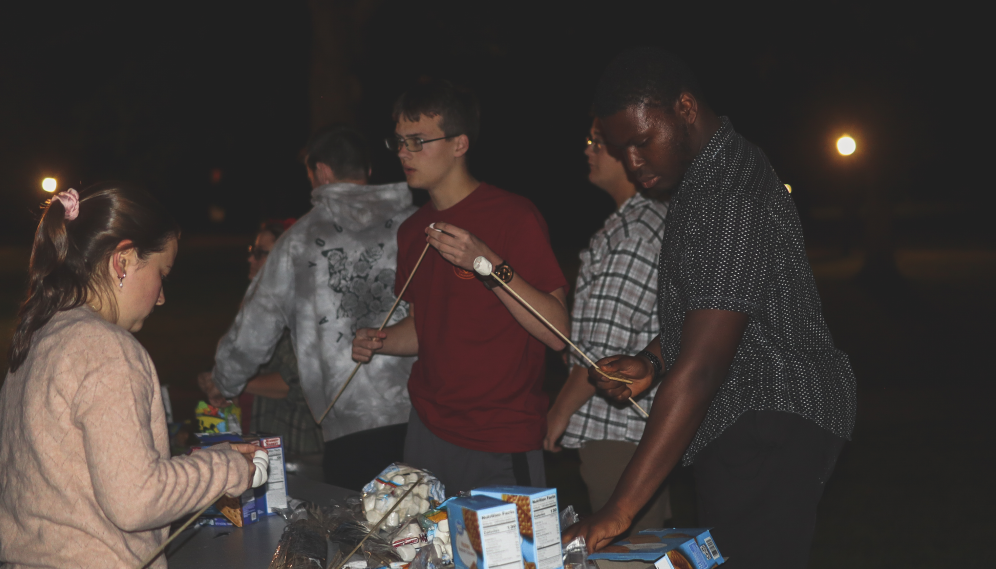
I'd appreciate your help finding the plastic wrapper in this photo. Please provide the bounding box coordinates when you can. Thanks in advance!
[560,505,590,569]
[194,400,241,434]
[361,530,403,568]
[361,463,446,531]
[268,517,328,569]
[410,539,443,569]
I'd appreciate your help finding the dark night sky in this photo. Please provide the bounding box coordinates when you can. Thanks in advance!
[0,1,985,248]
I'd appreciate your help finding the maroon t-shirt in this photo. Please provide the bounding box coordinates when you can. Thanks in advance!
[395,183,567,453]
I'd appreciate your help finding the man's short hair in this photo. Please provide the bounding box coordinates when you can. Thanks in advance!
[593,47,705,118]
[392,79,480,146]
[304,125,370,181]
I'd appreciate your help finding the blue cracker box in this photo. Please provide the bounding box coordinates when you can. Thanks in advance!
[471,486,563,569]
[588,528,724,569]
[190,433,288,524]
[447,495,524,569]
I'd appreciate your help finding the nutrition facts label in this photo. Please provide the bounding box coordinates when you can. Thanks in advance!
[264,447,287,510]
[481,508,522,569]
[530,494,562,569]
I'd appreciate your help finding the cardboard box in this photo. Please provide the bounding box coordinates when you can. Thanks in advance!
[447,495,524,569]
[588,528,724,569]
[471,486,563,569]
[189,433,288,524]
[202,488,260,527]
[242,434,288,514]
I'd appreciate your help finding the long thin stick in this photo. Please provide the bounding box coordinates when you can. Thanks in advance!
[489,272,650,419]
[136,491,226,569]
[317,242,432,425]
[329,476,424,569]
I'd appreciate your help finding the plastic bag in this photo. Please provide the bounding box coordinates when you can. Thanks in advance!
[560,505,590,569]
[410,540,443,569]
[361,463,445,530]
[268,518,328,569]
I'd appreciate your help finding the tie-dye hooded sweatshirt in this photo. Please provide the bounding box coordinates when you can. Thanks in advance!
[213,182,417,441]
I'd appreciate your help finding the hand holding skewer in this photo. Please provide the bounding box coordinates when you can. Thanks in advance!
[472,256,649,419]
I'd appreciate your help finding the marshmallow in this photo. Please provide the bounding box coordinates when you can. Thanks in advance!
[437,518,449,534]
[397,544,418,562]
[473,256,493,276]
[251,450,269,488]
[391,475,406,485]
[405,473,419,485]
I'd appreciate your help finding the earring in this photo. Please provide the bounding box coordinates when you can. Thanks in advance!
[119,272,126,288]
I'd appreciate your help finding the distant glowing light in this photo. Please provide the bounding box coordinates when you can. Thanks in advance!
[42,178,57,192]
[784,183,792,194]
[837,135,856,156]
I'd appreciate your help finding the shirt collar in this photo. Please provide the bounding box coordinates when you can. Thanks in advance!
[682,116,735,182]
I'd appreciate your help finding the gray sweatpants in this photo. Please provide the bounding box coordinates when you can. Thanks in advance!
[403,409,545,496]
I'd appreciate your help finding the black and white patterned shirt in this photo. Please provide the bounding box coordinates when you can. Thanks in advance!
[659,117,857,465]
[562,193,669,447]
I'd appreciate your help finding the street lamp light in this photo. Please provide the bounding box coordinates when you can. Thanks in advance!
[42,178,57,192]
[837,135,856,156]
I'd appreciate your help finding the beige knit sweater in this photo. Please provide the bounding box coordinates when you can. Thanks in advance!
[0,307,250,568]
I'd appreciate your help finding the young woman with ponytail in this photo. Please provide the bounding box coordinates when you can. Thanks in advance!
[0,183,259,568]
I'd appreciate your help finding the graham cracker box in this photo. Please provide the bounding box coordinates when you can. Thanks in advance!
[446,495,524,569]
[190,433,288,524]
[242,434,288,514]
[471,486,563,569]
[588,528,724,569]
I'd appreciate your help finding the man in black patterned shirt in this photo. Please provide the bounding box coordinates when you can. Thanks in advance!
[564,48,857,569]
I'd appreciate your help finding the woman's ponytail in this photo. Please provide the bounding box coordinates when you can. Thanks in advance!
[7,184,178,373]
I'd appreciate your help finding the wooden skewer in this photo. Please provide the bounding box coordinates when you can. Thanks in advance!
[316,242,432,425]
[486,269,650,419]
[136,491,226,569]
[329,475,424,569]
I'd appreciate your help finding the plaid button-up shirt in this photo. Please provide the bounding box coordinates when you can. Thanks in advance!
[561,193,669,448]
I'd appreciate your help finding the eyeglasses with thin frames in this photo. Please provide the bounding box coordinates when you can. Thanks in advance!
[385,135,461,153]
[586,135,606,153]
[248,244,270,261]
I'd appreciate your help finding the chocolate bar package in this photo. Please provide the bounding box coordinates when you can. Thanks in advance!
[588,528,724,569]
[471,486,563,569]
[446,495,524,569]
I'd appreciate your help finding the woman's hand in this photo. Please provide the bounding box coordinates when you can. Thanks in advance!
[230,443,263,489]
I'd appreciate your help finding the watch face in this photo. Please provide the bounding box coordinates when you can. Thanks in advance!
[496,263,513,283]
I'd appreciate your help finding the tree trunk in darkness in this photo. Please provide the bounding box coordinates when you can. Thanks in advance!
[307,0,383,132]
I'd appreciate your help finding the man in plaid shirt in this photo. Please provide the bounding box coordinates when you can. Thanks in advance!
[544,119,670,532]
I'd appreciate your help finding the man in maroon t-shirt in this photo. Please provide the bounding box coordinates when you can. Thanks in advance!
[352,80,568,494]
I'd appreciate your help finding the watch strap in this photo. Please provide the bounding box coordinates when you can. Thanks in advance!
[638,349,663,380]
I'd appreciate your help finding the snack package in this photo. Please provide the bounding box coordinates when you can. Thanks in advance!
[361,463,445,530]
[558,506,588,569]
[189,433,286,524]
[195,400,241,434]
[587,529,724,569]
[446,495,524,569]
[200,488,260,527]
[471,486,563,569]
[243,434,289,514]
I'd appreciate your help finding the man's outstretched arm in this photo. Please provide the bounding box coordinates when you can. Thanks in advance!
[564,308,748,552]
[426,222,568,351]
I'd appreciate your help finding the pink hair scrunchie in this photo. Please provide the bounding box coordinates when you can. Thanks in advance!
[54,189,80,221]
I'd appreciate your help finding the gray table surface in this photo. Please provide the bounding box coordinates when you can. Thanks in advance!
[164,474,358,567]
